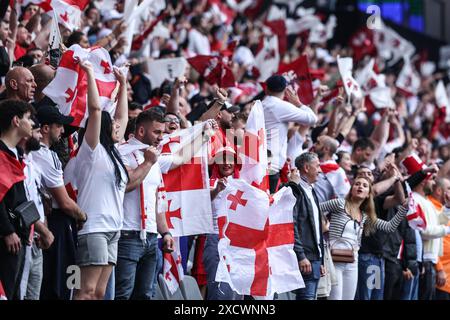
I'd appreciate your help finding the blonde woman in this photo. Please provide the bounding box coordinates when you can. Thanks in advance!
[319,176,408,300]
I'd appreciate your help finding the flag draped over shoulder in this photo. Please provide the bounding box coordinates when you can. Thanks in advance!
[162,237,184,294]
[0,150,25,202]
[159,123,213,237]
[43,45,119,127]
[405,182,427,231]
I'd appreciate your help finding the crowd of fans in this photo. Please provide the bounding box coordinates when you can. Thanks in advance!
[0,0,450,301]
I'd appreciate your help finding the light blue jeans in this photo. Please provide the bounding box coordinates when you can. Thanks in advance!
[355,253,385,300]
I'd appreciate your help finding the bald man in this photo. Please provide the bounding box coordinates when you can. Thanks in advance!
[5,67,37,102]
[312,135,351,201]
[29,64,56,103]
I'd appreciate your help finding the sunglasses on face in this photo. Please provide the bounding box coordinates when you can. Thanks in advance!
[164,117,180,124]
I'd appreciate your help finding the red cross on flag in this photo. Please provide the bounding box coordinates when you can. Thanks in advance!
[435,81,450,124]
[215,179,304,298]
[237,100,269,192]
[43,44,119,127]
[162,237,184,294]
[396,59,420,97]
[337,56,363,99]
[278,55,315,105]
[31,0,89,31]
[374,21,415,66]
[159,123,213,236]
[254,35,280,82]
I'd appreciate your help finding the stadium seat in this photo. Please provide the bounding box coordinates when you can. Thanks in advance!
[180,275,203,300]
[158,274,185,300]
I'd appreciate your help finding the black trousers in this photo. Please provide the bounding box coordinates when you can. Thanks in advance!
[40,212,77,300]
[0,239,26,300]
[436,289,450,300]
[269,172,280,194]
[384,260,404,300]
[419,261,436,300]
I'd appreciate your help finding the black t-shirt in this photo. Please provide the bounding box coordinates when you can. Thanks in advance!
[359,193,389,255]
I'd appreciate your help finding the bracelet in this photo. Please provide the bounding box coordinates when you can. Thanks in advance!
[161,231,172,238]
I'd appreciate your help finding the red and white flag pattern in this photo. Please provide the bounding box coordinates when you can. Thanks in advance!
[146,57,187,89]
[162,237,184,294]
[29,0,89,31]
[406,182,427,231]
[237,100,269,192]
[320,160,351,199]
[374,21,415,66]
[187,55,236,88]
[396,59,421,97]
[435,81,450,124]
[337,56,363,99]
[215,179,304,297]
[254,35,280,82]
[160,123,213,237]
[43,44,119,127]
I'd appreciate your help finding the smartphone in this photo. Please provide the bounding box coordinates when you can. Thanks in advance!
[49,48,62,69]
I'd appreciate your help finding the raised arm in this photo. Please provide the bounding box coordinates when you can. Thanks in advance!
[166,77,186,116]
[374,203,408,233]
[113,66,129,141]
[80,60,102,149]
[199,88,228,122]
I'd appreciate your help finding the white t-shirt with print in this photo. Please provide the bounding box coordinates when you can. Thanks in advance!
[76,142,127,235]
[31,144,64,209]
[23,153,45,223]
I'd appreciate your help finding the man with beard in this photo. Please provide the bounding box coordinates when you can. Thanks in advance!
[32,105,87,300]
[116,110,217,299]
[14,25,33,61]
[17,118,54,300]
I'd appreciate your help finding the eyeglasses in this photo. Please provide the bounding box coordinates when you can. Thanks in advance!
[164,117,180,124]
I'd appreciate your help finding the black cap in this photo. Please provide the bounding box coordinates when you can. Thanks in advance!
[36,105,74,125]
[221,101,240,113]
[266,75,288,93]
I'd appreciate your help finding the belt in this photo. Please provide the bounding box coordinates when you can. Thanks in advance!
[120,230,157,237]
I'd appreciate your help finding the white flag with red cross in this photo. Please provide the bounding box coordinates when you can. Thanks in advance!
[254,35,280,82]
[237,100,269,192]
[43,44,120,127]
[374,21,415,66]
[159,123,213,237]
[30,0,89,31]
[146,57,187,89]
[405,182,427,231]
[435,81,450,124]
[396,59,421,97]
[337,56,363,99]
[215,179,304,297]
[162,237,184,294]
[320,160,351,199]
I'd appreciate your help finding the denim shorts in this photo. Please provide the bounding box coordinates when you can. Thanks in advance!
[76,232,120,267]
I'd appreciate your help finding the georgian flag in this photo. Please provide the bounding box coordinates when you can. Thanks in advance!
[187,55,236,88]
[349,27,376,62]
[43,45,120,127]
[373,21,415,66]
[405,182,427,231]
[238,100,269,192]
[160,123,213,237]
[435,81,450,124]
[320,160,350,199]
[396,59,421,97]
[146,57,187,89]
[215,180,304,298]
[278,55,314,105]
[337,56,363,99]
[162,237,184,294]
[28,0,89,31]
[254,35,280,82]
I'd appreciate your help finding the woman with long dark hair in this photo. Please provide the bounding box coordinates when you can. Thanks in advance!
[73,60,129,300]
[319,176,408,300]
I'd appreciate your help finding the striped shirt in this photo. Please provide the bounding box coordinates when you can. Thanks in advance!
[319,198,407,249]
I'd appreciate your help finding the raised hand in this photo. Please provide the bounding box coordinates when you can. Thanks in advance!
[216,88,228,102]
[144,146,160,165]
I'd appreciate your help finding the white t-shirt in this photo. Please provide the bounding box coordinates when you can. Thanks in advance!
[23,153,45,223]
[120,138,164,234]
[262,95,317,171]
[31,144,64,209]
[187,29,211,56]
[76,142,127,235]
